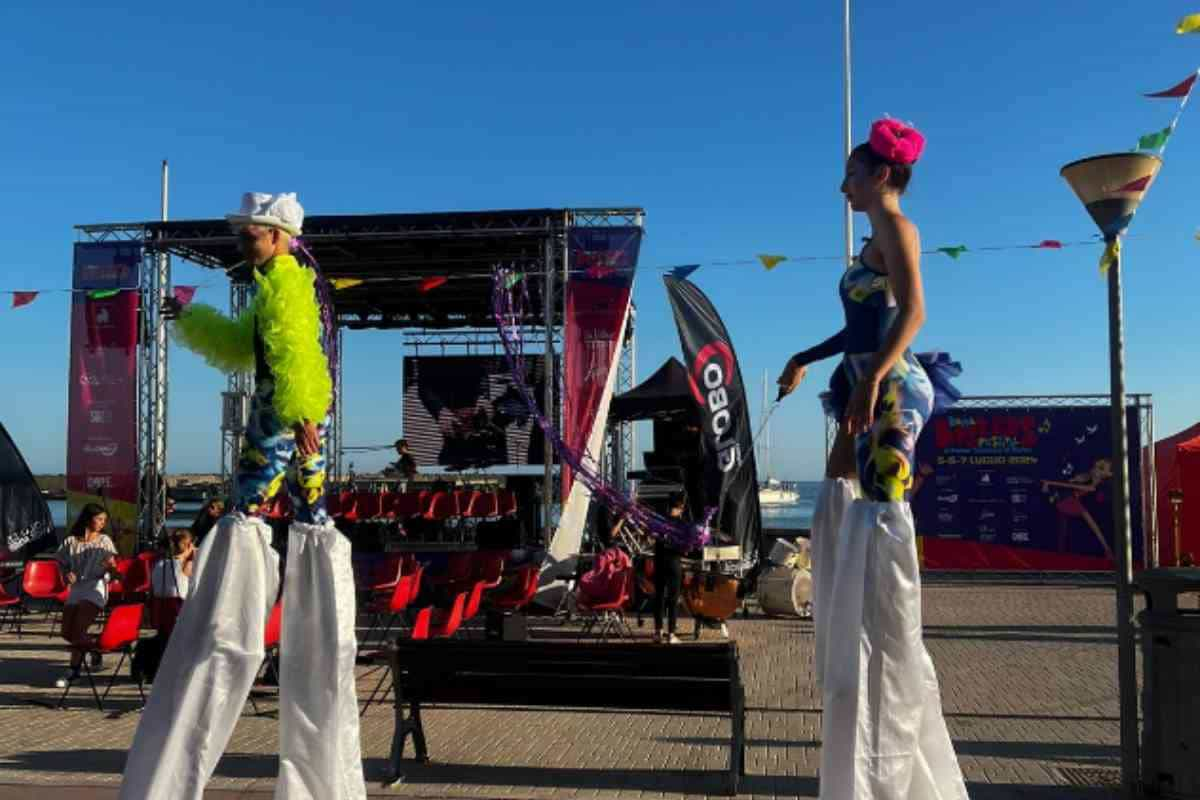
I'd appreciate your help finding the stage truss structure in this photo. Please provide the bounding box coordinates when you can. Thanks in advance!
[822,393,1158,568]
[75,207,644,547]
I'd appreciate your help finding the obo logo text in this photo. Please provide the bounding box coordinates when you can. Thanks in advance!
[688,342,741,473]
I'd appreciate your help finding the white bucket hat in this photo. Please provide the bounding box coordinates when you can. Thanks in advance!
[226,192,304,236]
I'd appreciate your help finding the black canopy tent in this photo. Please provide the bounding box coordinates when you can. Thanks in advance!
[609,357,697,423]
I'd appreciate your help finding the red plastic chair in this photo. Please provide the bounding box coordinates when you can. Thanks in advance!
[489,564,541,613]
[362,553,405,596]
[58,602,145,710]
[407,564,424,605]
[452,490,472,517]
[22,560,69,636]
[362,573,414,645]
[391,492,422,519]
[338,491,359,522]
[498,490,518,516]
[0,581,24,637]
[474,552,506,588]
[476,492,500,518]
[248,601,283,715]
[576,568,634,641]
[460,492,484,518]
[462,580,486,622]
[354,492,383,521]
[327,492,343,517]
[422,492,456,522]
[416,490,432,515]
[430,592,468,638]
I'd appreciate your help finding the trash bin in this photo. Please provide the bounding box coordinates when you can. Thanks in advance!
[1136,568,1200,799]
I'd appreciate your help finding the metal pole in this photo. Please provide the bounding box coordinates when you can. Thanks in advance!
[147,160,170,544]
[1106,243,1140,796]
[843,0,854,269]
[543,223,557,544]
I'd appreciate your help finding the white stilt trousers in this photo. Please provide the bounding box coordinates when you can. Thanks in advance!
[275,521,367,799]
[810,477,859,688]
[119,514,367,800]
[818,500,968,800]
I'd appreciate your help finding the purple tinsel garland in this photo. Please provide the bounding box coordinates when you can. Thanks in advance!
[492,266,712,552]
[291,237,339,406]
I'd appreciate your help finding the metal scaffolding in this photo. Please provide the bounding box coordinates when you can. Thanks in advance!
[73,207,644,545]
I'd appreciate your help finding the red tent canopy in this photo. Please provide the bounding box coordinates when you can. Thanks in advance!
[1175,434,1200,565]
[1150,422,1200,564]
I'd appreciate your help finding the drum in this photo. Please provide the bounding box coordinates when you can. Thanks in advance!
[683,573,740,622]
[757,565,812,618]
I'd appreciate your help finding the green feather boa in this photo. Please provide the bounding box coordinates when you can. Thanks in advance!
[174,254,332,426]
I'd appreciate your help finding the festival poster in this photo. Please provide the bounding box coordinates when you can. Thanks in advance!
[911,405,1143,571]
[561,226,641,501]
[66,243,141,553]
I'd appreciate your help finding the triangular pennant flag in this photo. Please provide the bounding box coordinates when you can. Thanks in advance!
[1177,13,1200,34]
[502,272,523,290]
[418,276,448,293]
[1145,73,1198,98]
[1116,175,1153,193]
[670,264,701,280]
[172,285,197,305]
[1099,238,1121,275]
[88,289,120,300]
[757,254,787,270]
[936,245,968,260]
[331,278,364,290]
[1035,240,1063,249]
[11,292,38,308]
[1136,126,1173,151]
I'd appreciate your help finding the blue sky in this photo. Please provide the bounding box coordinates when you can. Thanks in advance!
[2,1,1198,479]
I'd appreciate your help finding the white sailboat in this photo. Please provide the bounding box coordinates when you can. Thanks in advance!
[758,371,799,506]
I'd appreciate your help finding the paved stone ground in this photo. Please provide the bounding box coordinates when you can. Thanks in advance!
[0,578,1135,799]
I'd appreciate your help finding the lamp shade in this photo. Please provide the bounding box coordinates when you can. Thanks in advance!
[1060,153,1163,239]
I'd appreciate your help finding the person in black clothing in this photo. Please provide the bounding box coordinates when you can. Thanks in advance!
[654,492,689,644]
[189,498,225,547]
[384,439,418,483]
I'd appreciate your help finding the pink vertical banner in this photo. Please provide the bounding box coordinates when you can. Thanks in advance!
[66,243,141,553]
[562,228,641,502]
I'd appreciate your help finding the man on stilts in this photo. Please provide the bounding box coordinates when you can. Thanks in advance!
[120,192,367,800]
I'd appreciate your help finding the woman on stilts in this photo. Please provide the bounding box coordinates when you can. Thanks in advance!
[777,118,968,799]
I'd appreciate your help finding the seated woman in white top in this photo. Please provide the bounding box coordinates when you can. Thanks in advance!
[151,529,196,599]
[54,503,118,687]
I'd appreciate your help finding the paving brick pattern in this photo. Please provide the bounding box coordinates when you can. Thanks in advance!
[0,579,1134,799]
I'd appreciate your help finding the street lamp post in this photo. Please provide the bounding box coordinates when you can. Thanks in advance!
[1061,151,1163,798]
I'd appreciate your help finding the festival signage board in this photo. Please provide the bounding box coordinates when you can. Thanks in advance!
[66,243,141,553]
[561,226,641,501]
[663,275,762,560]
[912,404,1143,570]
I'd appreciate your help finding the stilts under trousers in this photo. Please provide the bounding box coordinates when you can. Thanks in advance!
[809,478,968,800]
[119,514,367,800]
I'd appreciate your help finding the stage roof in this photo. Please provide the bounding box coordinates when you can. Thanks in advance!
[77,207,643,330]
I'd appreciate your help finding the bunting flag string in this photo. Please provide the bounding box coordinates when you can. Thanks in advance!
[2,284,206,311]
[0,234,1164,308]
[1178,13,1200,34]
[1137,68,1199,156]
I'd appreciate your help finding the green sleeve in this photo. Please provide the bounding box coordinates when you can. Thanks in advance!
[255,257,333,426]
[173,302,255,373]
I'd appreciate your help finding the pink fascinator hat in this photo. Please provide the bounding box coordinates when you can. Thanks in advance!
[869,118,925,165]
